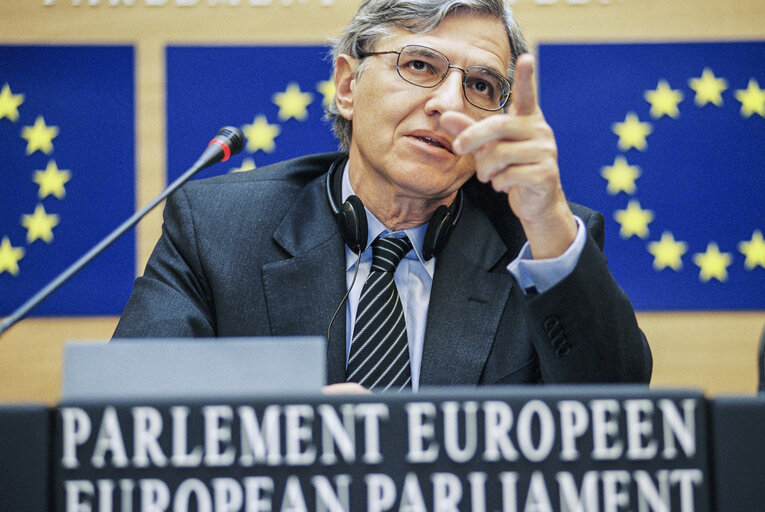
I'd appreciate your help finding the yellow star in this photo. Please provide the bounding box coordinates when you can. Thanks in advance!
[33,160,71,199]
[693,242,732,282]
[272,83,313,121]
[647,231,688,271]
[600,156,641,195]
[734,79,765,118]
[738,230,765,270]
[612,112,652,151]
[21,115,59,155]
[0,83,25,122]
[21,204,59,244]
[317,79,336,108]
[0,236,25,276]
[230,157,256,173]
[688,68,728,107]
[242,115,281,154]
[614,199,654,239]
[644,79,684,119]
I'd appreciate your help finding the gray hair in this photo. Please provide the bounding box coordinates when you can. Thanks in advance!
[326,0,529,149]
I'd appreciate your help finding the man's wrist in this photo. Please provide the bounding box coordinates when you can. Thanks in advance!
[507,216,587,294]
[522,204,578,259]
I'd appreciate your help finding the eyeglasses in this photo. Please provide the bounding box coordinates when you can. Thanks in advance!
[359,44,511,111]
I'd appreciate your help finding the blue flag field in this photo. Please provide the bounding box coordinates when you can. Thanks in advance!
[0,46,135,316]
[166,46,338,182]
[538,42,764,310]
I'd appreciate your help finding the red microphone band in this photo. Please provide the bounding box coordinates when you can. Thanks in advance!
[209,138,231,162]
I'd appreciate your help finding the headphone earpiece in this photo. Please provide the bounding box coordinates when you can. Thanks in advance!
[325,156,461,259]
[337,195,368,254]
[422,204,452,261]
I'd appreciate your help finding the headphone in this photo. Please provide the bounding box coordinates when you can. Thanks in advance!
[325,156,463,260]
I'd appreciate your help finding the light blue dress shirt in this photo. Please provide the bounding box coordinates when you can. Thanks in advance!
[341,164,586,390]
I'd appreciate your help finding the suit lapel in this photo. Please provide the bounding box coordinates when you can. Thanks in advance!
[420,198,517,386]
[261,175,349,385]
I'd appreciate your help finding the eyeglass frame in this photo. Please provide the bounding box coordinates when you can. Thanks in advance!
[357,44,512,112]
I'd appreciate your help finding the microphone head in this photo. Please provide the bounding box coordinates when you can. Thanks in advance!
[214,126,245,157]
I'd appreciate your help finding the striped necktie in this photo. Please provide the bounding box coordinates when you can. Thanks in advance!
[346,236,413,391]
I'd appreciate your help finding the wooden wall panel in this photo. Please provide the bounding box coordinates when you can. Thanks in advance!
[1,0,763,403]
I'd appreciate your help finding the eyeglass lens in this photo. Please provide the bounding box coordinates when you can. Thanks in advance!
[396,45,510,110]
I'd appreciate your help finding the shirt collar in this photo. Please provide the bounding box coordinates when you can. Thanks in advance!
[341,161,434,276]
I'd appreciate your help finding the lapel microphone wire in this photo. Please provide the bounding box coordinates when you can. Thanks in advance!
[327,255,363,350]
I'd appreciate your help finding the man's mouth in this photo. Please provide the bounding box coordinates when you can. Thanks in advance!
[410,133,453,153]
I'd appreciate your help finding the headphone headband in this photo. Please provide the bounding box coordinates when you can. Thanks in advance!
[325,156,462,259]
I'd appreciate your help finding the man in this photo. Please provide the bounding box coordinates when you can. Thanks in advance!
[114,0,652,391]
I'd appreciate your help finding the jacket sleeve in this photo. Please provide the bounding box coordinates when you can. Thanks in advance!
[527,209,653,383]
[112,187,216,339]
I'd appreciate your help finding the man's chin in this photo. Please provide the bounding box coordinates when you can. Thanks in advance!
[392,177,466,205]
[397,162,474,198]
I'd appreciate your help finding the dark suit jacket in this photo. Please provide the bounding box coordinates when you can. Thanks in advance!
[113,152,652,385]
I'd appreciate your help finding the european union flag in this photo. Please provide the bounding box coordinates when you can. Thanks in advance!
[166,46,337,182]
[538,42,764,310]
[0,46,135,316]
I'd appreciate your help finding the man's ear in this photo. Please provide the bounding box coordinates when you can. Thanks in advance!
[334,54,357,121]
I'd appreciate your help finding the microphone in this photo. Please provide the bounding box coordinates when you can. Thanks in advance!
[0,126,245,337]
[192,126,245,172]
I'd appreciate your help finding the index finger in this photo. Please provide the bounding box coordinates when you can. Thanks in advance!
[509,53,539,117]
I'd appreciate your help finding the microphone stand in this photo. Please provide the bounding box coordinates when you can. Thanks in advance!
[0,127,244,337]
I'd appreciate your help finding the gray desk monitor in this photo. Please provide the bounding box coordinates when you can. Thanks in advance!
[62,337,326,401]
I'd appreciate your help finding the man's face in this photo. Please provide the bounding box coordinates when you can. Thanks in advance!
[341,12,511,208]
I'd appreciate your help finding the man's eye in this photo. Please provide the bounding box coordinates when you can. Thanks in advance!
[407,60,433,73]
[468,79,494,97]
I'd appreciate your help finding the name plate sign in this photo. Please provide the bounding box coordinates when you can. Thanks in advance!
[55,386,710,511]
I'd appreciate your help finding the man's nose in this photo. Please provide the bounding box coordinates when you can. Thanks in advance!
[424,69,466,114]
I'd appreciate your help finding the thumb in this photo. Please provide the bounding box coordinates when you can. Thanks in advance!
[509,53,539,116]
